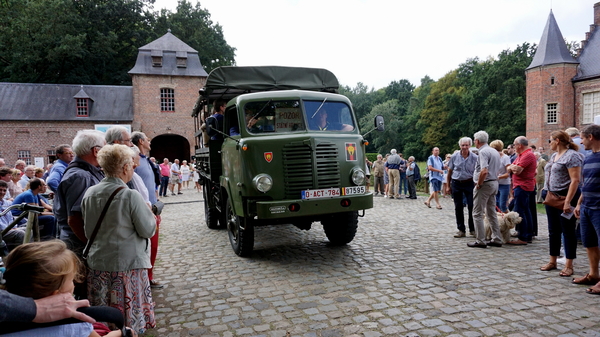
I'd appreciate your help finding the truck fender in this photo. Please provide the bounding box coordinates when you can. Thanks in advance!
[220,176,243,217]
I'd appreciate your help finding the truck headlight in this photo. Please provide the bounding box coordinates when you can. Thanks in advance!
[253,174,273,192]
[351,168,365,186]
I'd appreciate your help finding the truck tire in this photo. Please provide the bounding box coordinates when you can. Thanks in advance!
[322,211,358,245]
[226,198,254,257]
[203,186,219,229]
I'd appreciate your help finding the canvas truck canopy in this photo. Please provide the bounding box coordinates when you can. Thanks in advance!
[191,66,339,117]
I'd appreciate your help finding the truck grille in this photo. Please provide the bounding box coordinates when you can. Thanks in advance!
[283,142,340,198]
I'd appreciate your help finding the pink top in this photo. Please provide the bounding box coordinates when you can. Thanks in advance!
[159,163,170,177]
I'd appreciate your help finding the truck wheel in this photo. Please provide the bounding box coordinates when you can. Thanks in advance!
[322,211,358,245]
[226,198,254,257]
[203,186,219,229]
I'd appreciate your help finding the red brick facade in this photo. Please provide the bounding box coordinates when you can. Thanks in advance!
[131,74,206,163]
[525,64,577,147]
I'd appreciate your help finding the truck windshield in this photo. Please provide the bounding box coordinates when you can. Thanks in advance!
[305,101,355,132]
[243,100,305,134]
[240,99,355,134]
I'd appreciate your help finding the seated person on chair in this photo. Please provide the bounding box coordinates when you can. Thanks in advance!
[11,178,57,240]
[0,180,25,252]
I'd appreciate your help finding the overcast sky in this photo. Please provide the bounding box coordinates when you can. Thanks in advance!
[151,0,594,90]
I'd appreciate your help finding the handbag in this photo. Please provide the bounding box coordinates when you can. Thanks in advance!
[543,190,566,210]
[152,200,164,215]
[541,154,566,210]
[82,186,126,264]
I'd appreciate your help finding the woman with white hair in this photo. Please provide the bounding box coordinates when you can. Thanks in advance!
[81,144,156,333]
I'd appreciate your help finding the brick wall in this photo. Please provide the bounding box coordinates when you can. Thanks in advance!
[525,63,577,151]
[1,121,99,166]
[131,74,206,158]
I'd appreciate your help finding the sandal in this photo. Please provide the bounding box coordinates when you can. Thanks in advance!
[572,273,600,285]
[559,267,574,277]
[424,202,431,208]
[540,262,557,271]
[436,206,443,210]
[586,285,600,295]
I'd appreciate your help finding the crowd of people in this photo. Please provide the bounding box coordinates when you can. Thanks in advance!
[0,126,200,335]
[369,125,600,296]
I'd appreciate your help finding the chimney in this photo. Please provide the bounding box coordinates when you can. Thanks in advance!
[595,2,600,25]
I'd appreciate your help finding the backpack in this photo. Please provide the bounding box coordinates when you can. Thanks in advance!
[413,164,421,182]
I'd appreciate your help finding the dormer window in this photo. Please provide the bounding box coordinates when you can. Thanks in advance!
[76,98,89,117]
[151,50,163,67]
[176,51,187,68]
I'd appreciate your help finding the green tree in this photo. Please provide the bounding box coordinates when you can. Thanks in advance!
[153,0,236,73]
[0,0,155,84]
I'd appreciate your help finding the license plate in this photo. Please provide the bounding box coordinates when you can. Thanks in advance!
[342,186,366,195]
[301,188,340,199]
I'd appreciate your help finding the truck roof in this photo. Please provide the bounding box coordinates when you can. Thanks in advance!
[191,66,339,117]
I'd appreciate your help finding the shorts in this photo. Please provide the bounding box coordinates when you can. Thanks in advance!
[430,179,442,192]
[580,206,600,248]
[169,175,181,184]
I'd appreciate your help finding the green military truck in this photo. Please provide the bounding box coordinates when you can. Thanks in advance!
[191,66,383,256]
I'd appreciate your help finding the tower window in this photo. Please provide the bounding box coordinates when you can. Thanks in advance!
[550,76,555,85]
[76,98,89,117]
[546,103,557,124]
[160,88,175,112]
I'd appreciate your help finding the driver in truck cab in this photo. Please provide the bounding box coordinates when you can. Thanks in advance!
[309,109,353,131]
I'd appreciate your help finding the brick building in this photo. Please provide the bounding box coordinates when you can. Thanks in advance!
[0,31,207,167]
[526,2,600,147]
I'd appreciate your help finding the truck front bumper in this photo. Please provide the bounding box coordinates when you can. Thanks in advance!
[253,194,373,219]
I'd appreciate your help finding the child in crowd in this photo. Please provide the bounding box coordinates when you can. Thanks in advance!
[1,241,134,337]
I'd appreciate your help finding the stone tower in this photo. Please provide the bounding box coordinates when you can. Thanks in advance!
[128,31,208,162]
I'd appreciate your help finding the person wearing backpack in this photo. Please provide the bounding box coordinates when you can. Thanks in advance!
[406,156,418,199]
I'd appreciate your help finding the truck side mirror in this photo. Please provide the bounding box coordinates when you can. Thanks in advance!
[374,115,384,132]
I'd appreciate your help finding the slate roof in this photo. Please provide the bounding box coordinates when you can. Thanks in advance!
[574,25,600,81]
[128,32,208,77]
[527,10,578,70]
[0,83,133,121]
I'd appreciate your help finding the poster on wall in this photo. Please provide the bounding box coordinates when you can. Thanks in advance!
[94,125,132,133]
[34,157,44,168]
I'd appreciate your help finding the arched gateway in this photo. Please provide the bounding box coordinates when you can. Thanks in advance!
[150,134,190,163]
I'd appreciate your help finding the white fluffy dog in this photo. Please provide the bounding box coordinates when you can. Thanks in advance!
[484,211,522,243]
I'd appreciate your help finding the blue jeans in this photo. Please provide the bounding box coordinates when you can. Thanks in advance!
[159,176,169,197]
[399,171,407,194]
[513,186,533,242]
[496,184,510,212]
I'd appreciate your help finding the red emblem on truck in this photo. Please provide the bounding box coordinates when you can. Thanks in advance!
[345,142,357,161]
[264,152,273,163]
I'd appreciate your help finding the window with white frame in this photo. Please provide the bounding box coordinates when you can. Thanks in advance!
[76,98,89,117]
[582,91,600,124]
[160,88,175,112]
[18,150,31,165]
[546,103,558,124]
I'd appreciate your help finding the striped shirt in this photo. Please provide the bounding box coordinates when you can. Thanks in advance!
[582,151,600,210]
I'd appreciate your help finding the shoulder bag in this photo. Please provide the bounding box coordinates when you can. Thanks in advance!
[82,186,126,263]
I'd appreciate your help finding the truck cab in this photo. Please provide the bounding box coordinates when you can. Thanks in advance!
[192,66,383,256]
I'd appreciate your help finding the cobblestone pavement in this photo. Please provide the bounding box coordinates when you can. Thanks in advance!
[143,189,600,337]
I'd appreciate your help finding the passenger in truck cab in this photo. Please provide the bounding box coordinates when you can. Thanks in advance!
[308,109,353,131]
